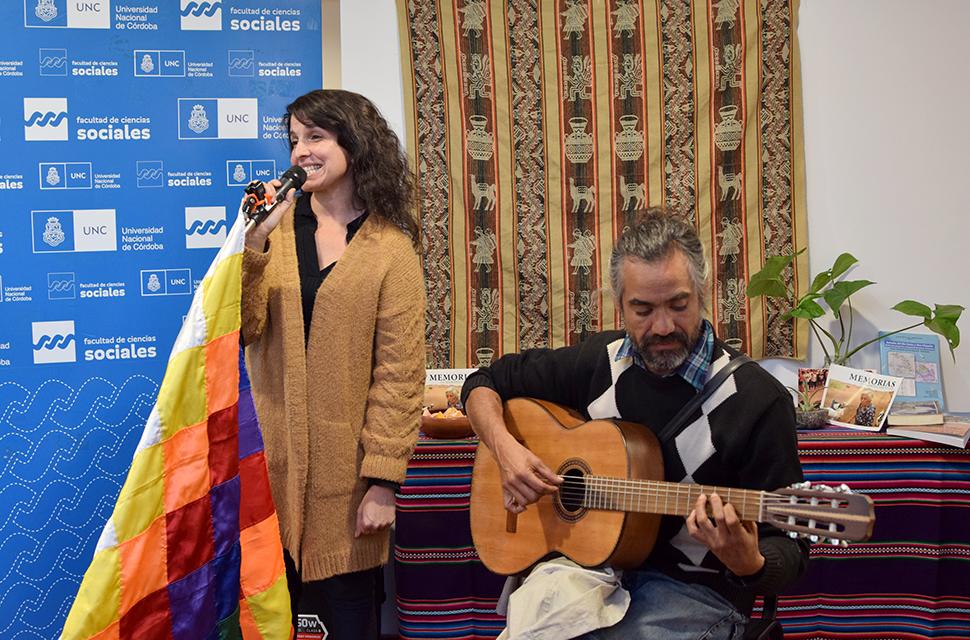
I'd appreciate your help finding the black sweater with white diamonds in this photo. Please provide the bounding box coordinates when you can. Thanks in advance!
[462,330,810,614]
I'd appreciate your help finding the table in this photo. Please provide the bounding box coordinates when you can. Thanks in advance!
[394,438,506,639]
[394,429,970,639]
[779,429,970,639]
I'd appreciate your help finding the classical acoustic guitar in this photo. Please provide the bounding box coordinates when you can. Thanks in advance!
[470,397,875,576]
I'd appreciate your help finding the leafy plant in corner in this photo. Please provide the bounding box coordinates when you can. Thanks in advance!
[746,250,963,366]
[787,384,823,413]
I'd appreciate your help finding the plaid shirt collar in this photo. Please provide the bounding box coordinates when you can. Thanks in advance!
[615,319,715,391]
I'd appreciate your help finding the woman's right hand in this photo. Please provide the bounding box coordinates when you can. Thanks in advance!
[243,178,299,251]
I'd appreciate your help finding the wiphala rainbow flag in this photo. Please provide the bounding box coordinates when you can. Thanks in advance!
[61,213,291,639]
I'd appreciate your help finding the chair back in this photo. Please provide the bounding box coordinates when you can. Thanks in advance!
[742,595,783,640]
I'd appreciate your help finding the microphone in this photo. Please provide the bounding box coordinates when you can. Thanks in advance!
[243,165,308,232]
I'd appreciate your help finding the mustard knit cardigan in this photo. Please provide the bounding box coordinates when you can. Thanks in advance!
[242,206,426,581]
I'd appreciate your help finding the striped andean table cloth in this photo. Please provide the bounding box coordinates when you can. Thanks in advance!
[394,429,970,639]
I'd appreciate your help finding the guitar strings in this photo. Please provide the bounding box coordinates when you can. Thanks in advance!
[553,478,765,517]
[530,480,853,537]
[555,476,825,504]
[555,476,778,500]
[553,476,839,511]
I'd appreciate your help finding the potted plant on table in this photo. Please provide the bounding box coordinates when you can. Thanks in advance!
[746,250,963,425]
[787,382,828,429]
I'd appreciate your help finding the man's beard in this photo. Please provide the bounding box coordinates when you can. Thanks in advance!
[636,328,698,375]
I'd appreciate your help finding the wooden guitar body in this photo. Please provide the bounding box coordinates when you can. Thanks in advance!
[470,397,664,575]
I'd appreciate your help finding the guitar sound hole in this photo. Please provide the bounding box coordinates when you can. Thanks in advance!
[555,460,589,522]
[560,469,586,512]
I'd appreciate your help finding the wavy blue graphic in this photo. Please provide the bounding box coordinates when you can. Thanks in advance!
[228,57,253,70]
[181,1,222,18]
[44,480,118,530]
[4,431,77,484]
[83,375,156,425]
[186,218,228,235]
[0,578,77,639]
[24,112,67,128]
[136,167,163,180]
[17,530,86,583]
[0,485,33,528]
[4,478,109,535]
[0,576,38,614]
[47,279,74,292]
[2,381,73,431]
[0,376,158,639]
[53,429,121,478]
[39,56,66,71]
[32,334,74,351]
[2,377,155,433]
[3,431,67,485]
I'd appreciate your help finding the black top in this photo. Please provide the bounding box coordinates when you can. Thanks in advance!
[293,193,368,343]
[294,195,397,493]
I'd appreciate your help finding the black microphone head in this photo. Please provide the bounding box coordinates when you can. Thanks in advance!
[281,165,307,189]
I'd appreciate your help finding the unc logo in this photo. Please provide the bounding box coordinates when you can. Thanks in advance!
[46,166,61,186]
[233,163,247,183]
[43,216,66,247]
[188,104,210,133]
[141,54,154,74]
[147,273,162,292]
[35,0,58,22]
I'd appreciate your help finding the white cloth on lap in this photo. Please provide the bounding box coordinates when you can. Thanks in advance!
[497,557,630,640]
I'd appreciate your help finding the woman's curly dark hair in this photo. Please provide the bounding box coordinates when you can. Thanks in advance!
[284,89,421,250]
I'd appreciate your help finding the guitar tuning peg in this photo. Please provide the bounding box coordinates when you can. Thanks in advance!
[809,534,819,543]
[829,538,841,546]
[787,531,798,539]
[837,483,851,493]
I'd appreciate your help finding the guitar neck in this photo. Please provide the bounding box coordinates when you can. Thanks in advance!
[579,476,766,521]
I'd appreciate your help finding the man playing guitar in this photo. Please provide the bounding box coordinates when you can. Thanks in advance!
[462,210,809,640]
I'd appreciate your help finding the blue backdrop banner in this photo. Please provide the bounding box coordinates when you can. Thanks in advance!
[0,2,321,637]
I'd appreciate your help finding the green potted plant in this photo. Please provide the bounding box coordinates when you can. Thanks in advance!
[746,250,963,367]
[788,384,828,429]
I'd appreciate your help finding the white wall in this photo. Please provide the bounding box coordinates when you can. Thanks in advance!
[340,0,970,410]
[339,1,407,141]
[772,0,970,409]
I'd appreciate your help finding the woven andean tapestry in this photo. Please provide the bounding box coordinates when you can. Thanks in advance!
[398,0,809,368]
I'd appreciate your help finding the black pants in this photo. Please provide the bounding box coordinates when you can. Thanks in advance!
[284,550,383,640]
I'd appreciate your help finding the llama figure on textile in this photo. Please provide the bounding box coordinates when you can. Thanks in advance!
[470,174,496,211]
[569,177,596,213]
[618,175,646,211]
[718,165,743,201]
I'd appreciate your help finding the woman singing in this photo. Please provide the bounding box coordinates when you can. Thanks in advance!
[242,89,425,639]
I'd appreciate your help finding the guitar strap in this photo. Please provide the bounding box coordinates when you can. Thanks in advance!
[654,354,753,446]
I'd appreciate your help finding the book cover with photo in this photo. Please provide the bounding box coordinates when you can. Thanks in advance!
[421,368,477,438]
[797,367,828,409]
[820,364,903,431]
[424,368,477,412]
[879,332,945,409]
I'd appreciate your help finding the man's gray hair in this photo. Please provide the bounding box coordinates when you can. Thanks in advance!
[609,209,709,309]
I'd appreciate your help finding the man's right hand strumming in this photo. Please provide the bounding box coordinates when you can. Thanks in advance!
[465,387,561,514]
